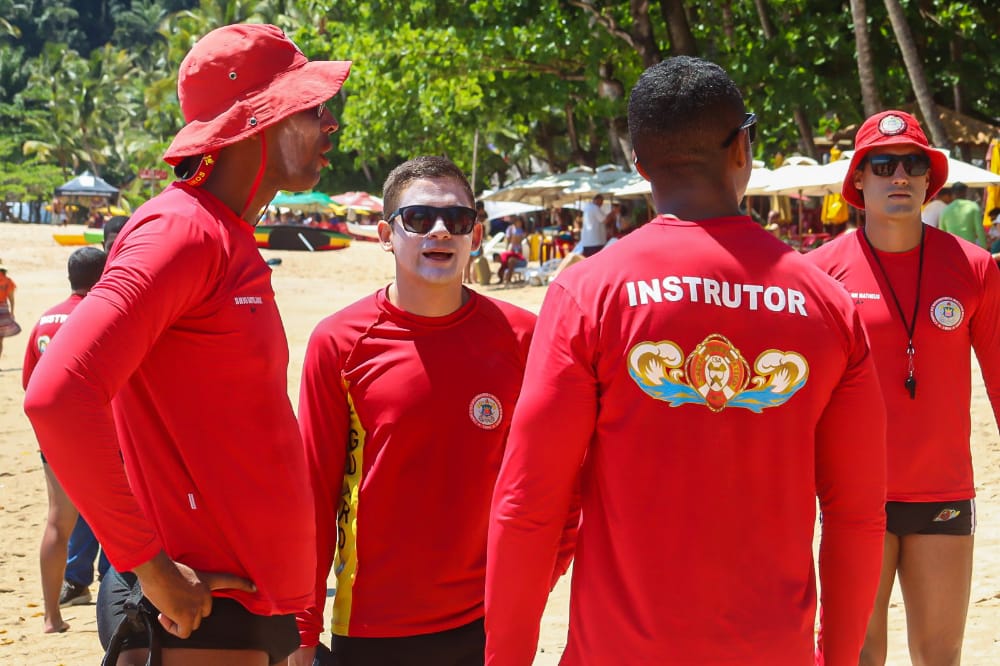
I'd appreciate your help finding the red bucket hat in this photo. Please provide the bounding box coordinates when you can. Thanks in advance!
[842,110,948,209]
[163,24,351,166]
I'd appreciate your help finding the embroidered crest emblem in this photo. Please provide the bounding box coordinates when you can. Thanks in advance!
[469,393,502,430]
[933,508,960,522]
[628,334,808,413]
[930,297,963,331]
[878,114,906,136]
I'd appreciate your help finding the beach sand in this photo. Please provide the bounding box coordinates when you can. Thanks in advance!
[0,221,997,664]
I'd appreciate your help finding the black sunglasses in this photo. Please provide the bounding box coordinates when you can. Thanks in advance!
[864,153,931,177]
[389,205,478,235]
[310,103,339,129]
[722,113,757,147]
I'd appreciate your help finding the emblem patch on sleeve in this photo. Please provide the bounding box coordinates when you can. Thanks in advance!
[627,334,809,412]
[469,393,503,430]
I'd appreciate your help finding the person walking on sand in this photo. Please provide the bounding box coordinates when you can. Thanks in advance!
[289,156,535,666]
[24,23,351,666]
[807,110,1000,666]
[0,261,21,365]
[579,194,609,257]
[485,56,887,666]
[23,246,107,634]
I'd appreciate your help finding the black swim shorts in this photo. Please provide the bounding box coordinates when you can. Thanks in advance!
[886,499,975,537]
[330,617,485,666]
[97,567,298,665]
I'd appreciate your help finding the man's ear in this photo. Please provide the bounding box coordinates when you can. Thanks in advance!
[377,219,394,253]
[853,170,864,193]
[633,152,650,181]
[729,133,749,170]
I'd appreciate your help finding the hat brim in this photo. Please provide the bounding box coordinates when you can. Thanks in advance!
[163,59,352,166]
[842,139,948,210]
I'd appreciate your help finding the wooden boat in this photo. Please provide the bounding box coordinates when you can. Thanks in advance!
[53,233,89,246]
[254,224,351,251]
[83,229,105,245]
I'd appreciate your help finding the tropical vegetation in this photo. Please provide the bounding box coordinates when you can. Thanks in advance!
[1,0,997,218]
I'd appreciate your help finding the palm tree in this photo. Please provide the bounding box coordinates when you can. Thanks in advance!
[848,0,883,116]
[882,0,949,147]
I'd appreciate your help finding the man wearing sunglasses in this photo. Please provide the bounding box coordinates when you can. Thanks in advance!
[808,110,1000,666]
[487,56,886,665]
[291,156,536,666]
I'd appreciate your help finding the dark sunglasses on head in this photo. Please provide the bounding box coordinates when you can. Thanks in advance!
[389,205,478,235]
[864,153,931,177]
[722,112,757,147]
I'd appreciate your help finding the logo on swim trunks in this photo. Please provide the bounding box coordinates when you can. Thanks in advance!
[930,297,963,331]
[878,114,907,136]
[628,334,809,413]
[933,508,960,522]
[469,393,502,430]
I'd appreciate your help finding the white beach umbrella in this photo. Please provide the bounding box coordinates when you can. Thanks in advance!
[608,163,774,198]
[940,152,1000,187]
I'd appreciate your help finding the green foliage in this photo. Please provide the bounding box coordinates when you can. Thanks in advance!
[2,0,998,207]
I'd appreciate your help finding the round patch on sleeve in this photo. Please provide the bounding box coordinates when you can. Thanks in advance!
[469,393,503,430]
[930,297,963,331]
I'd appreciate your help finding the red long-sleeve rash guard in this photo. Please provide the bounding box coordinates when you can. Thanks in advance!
[486,216,887,666]
[809,226,1000,501]
[23,293,84,389]
[296,289,535,645]
[24,183,315,615]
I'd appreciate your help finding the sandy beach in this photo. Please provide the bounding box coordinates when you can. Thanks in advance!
[0,221,997,664]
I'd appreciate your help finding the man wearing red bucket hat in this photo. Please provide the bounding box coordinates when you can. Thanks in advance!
[24,23,350,665]
[809,110,1000,666]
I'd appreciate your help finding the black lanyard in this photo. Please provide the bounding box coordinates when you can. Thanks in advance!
[862,226,925,399]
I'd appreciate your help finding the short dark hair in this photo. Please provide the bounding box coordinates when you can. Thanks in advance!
[951,182,968,196]
[382,156,474,218]
[103,215,128,251]
[104,215,128,235]
[628,56,745,173]
[68,246,107,292]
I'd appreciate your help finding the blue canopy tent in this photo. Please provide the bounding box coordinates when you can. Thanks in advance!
[55,171,120,198]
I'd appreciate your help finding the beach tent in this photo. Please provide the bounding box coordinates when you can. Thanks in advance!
[482,200,545,220]
[481,172,570,206]
[612,161,775,198]
[549,165,634,207]
[331,191,383,213]
[270,191,335,213]
[766,150,1000,197]
[55,171,119,198]
[484,166,635,207]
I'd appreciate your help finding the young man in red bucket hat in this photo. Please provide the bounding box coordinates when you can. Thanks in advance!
[24,23,350,665]
[808,110,1000,666]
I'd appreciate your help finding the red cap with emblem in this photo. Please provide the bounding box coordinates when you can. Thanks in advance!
[842,110,948,209]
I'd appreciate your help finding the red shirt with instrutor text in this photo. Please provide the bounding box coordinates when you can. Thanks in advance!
[486,215,887,666]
